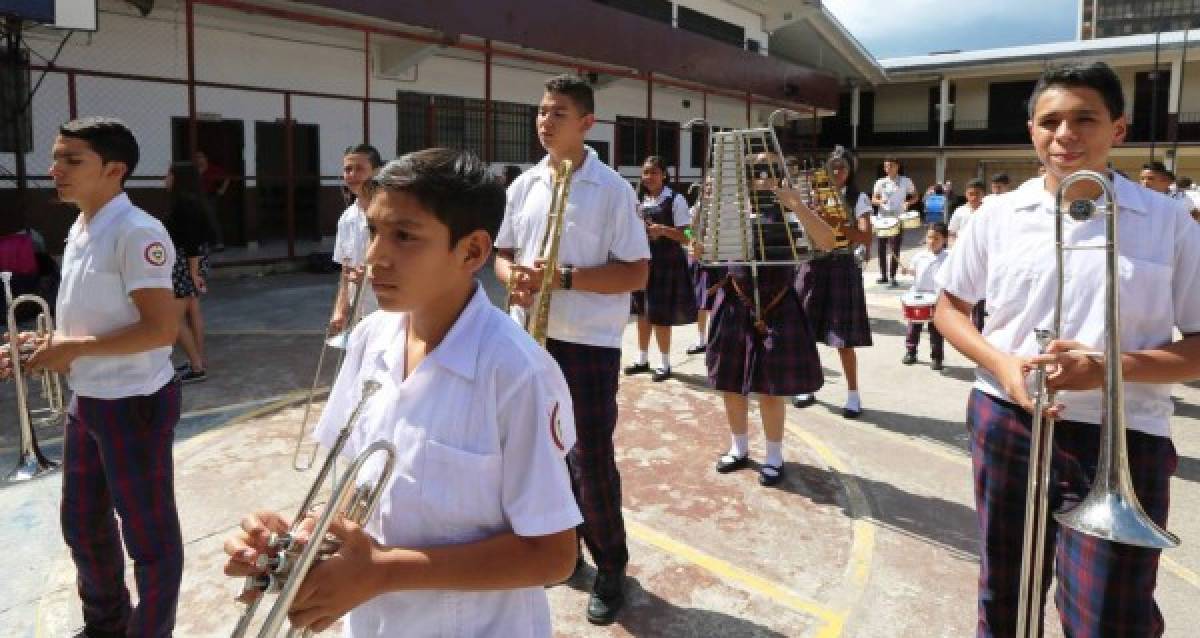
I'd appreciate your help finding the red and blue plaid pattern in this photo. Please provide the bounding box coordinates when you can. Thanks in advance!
[689,260,723,312]
[61,379,183,638]
[967,389,1173,637]
[796,253,874,349]
[545,339,629,573]
[706,266,824,397]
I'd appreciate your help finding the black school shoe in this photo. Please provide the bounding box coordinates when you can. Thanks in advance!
[715,453,750,473]
[759,463,785,487]
[686,343,706,355]
[902,352,917,365]
[623,362,650,375]
[587,570,626,625]
[792,394,816,408]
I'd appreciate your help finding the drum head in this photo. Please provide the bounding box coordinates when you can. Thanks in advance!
[902,291,937,305]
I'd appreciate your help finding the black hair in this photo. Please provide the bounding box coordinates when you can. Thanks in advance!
[826,153,862,209]
[1179,176,1194,189]
[1142,160,1171,175]
[933,184,944,195]
[966,178,986,192]
[637,155,671,198]
[367,148,506,247]
[929,221,949,238]
[58,117,139,185]
[1027,61,1125,120]
[343,144,383,168]
[881,157,903,176]
[990,172,1010,185]
[544,74,595,115]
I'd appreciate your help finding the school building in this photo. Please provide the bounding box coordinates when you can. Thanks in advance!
[0,0,879,263]
[837,30,1200,194]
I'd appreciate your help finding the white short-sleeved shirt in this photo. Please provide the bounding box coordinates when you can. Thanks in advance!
[641,186,691,227]
[332,200,378,316]
[56,193,176,399]
[873,175,915,215]
[496,146,652,348]
[313,283,582,638]
[948,203,982,237]
[937,174,1200,437]
[848,190,873,218]
[909,248,948,294]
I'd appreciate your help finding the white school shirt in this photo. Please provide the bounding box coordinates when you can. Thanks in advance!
[312,283,582,638]
[496,146,652,348]
[948,203,982,237]
[641,186,692,227]
[909,248,948,294]
[937,174,1200,437]
[332,200,379,316]
[846,189,873,218]
[56,193,176,399]
[872,175,915,215]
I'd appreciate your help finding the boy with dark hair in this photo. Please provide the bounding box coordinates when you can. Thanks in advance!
[988,171,1011,195]
[936,61,1200,636]
[12,116,184,637]
[871,156,916,286]
[1140,160,1174,195]
[223,149,581,636]
[496,73,651,624]
[329,144,385,339]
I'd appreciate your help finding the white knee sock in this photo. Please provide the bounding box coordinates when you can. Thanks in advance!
[765,440,784,468]
[845,390,861,411]
[728,434,749,458]
[635,350,648,365]
[658,352,671,370]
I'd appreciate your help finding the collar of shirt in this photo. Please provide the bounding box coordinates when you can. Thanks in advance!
[642,186,675,207]
[368,283,489,382]
[73,192,132,241]
[530,145,603,188]
[1007,173,1150,217]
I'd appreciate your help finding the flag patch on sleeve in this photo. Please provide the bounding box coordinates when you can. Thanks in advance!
[144,241,168,266]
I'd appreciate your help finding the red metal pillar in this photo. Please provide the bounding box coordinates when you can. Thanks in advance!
[645,72,653,163]
[363,30,370,143]
[285,92,295,259]
[186,0,198,154]
[67,70,77,120]
[484,40,493,163]
[811,108,819,155]
[745,92,752,128]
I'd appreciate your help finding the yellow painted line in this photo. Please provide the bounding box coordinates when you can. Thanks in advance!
[1163,556,1200,588]
[625,519,847,634]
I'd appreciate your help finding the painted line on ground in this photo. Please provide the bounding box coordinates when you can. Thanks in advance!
[625,518,846,634]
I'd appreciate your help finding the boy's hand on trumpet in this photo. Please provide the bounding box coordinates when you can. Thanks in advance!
[286,517,386,633]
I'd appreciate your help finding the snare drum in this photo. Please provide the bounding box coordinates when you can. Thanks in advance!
[875,216,901,238]
[900,211,922,229]
[901,291,938,323]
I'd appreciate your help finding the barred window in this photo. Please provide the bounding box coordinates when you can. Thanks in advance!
[617,116,678,167]
[396,90,538,162]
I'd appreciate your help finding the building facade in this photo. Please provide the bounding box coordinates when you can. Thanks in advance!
[1081,0,1200,39]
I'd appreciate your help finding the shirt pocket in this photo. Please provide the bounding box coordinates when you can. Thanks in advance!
[419,439,504,543]
[987,256,1045,320]
[1118,256,1173,343]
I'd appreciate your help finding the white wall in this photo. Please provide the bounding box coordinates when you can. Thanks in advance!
[873,83,931,131]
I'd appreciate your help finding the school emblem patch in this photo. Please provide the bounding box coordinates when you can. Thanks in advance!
[144,241,167,266]
[549,402,565,451]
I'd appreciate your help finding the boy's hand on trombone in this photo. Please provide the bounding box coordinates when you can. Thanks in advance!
[996,353,1066,420]
[287,517,385,633]
[1024,339,1105,393]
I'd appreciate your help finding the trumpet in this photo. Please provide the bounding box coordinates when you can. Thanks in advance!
[1015,170,1179,637]
[232,380,396,637]
[292,269,368,471]
[504,159,573,347]
[1,271,63,481]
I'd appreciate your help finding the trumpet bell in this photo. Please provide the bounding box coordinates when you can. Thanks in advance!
[1055,481,1180,549]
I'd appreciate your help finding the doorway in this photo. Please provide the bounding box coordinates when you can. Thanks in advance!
[254,120,320,244]
[171,118,246,245]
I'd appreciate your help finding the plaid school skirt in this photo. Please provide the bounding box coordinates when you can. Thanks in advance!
[795,252,873,348]
[705,272,824,397]
[631,239,697,326]
[689,259,723,312]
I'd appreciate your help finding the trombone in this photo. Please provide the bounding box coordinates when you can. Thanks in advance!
[1,271,63,481]
[232,380,396,637]
[503,159,573,347]
[1015,170,1180,637]
[292,269,367,471]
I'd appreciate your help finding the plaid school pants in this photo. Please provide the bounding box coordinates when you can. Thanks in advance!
[61,379,183,638]
[546,338,629,574]
[967,389,1174,638]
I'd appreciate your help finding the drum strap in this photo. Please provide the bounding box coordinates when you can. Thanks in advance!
[726,275,790,335]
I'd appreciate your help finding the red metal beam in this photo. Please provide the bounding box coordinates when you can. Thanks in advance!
[363,30,370,142]
[645,73,653,165]
[484,40,493,163]
[285,92,295,259]
[186,0,198,154]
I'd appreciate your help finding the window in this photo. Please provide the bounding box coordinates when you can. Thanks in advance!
[617,116,678,167]
[592,0,671,23]
[677,7,745,48]
[689,126,732,169]
[396,91,539,163]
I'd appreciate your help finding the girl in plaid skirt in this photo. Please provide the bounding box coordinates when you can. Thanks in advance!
[708,170,835,487]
